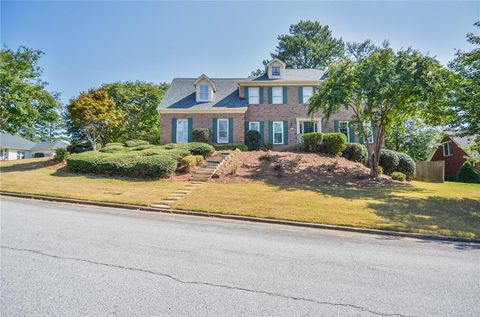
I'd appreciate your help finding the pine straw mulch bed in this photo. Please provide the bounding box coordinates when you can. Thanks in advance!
[212,151,400,187]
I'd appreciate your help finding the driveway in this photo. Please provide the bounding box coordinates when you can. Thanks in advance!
[1,197,479,316]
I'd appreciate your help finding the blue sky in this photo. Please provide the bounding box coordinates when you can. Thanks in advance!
[2,1,478,103]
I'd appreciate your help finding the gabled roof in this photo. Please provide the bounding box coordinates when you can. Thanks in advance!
[450,135,477,150]
[243,69,327,82]
[158,78,248,112]
[0,132,36,150]
[427,133,478,161]
[0,132,68,151]
[31,140,69,151]
[193,74,217,92]
[265,58,287,68]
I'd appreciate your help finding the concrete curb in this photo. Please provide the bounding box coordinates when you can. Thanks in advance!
[1,191,479,244]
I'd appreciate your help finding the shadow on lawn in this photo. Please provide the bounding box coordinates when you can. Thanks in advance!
[0,159,50,172]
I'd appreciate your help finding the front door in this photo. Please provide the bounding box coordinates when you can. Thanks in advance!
[176,119,188,143]
[301,121,316,134]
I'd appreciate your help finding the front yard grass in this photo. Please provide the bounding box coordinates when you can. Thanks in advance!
[0,158,184,206]
[1,158,479,239]
[173,181,480,238]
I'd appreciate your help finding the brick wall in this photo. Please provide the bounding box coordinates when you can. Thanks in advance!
[430,136,468,178]
[159,113,245,145]
[244,86,357,149]
[159,86,357,148]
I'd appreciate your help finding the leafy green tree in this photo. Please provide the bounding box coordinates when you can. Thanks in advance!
[346,39,378,62]
[385,118,443,161]
[67,89,123,150]
[308,45,453,176]
[101,81,167,143]
[271,20,344,69]
[0,46,61,136]
[448,21,480,140]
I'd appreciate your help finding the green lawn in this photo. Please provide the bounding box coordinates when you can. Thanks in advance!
[174,181,480,238]
[0,158,184,206]
[1,158,479,238]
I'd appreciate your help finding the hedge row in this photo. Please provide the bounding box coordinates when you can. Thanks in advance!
[66,141,214,178]
[301,132,347,156]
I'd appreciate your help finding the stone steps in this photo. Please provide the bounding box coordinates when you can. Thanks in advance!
[150,152,233,209]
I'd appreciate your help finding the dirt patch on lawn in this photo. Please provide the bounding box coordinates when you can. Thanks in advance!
[213,151,398,187]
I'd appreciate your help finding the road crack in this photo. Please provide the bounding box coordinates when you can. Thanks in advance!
[1,245,413,317]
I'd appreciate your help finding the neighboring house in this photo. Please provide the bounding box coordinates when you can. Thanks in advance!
[428,134,480,179]
[0,132,68,160]
[158,58,372,149]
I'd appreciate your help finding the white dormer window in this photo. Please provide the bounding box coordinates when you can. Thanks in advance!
[199,85,209,101]
[272,66,280,77]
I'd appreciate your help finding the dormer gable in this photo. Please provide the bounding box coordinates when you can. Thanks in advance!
[194,74,216,102]
[265,58,286,79]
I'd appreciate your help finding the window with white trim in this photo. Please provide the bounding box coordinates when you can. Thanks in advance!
[272,66,280,76]
[272,87,283,104]
[303,87,313,104]
[249,122,260,132]
[176,119,188,144]
[363,121,373,143]
[339,121,349,140]
[273,121,284,144]
[199,85,209,101]
[443,141,453,156]
[217,119,229,143]
[248,87,259,104]
[16,151,25,160]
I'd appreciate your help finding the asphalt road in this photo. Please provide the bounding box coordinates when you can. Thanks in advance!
[1,197,479,316]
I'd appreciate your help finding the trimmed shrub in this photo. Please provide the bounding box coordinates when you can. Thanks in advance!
[301,132,323,152]
[184,142,215,157]
[100,145,126,153]
[192,128,210,143]
[181,155,198,172]
[194,155,204,164]
[104,142,123,147]
[97,155,137,176]
[378,165,383,176]
[342,143,368,164]
[322,133,347,156]
[66,141,92,154]
[213,144,248,151]
[134,155,177,178]
[55,148,69,162]
[66,152,104,173]
[391,171,406,182]
[457,162,480,183]
[131,144,154,151]
[379,149,399,175]
[125,139,149,147]
[396,152,416,180]
[246,130,261,151]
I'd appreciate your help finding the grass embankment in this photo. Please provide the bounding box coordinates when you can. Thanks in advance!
[0,158,184,206]
[174,181,480,238]
[2,158,479,238]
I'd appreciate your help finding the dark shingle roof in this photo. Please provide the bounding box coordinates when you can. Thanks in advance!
[0,132,36,150]
[247,69,327,81]
[158,78,248,110]
[0,132,68,151]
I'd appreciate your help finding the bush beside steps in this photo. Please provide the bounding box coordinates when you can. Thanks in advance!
[66,140,214,178]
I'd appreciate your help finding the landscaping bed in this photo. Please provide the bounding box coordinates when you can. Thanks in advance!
[66,141,214,178]
[213,151,398,186]
[0,158,185,206]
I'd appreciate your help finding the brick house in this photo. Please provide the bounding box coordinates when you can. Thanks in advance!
[158,58,372,149]
[428,134,480,179]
